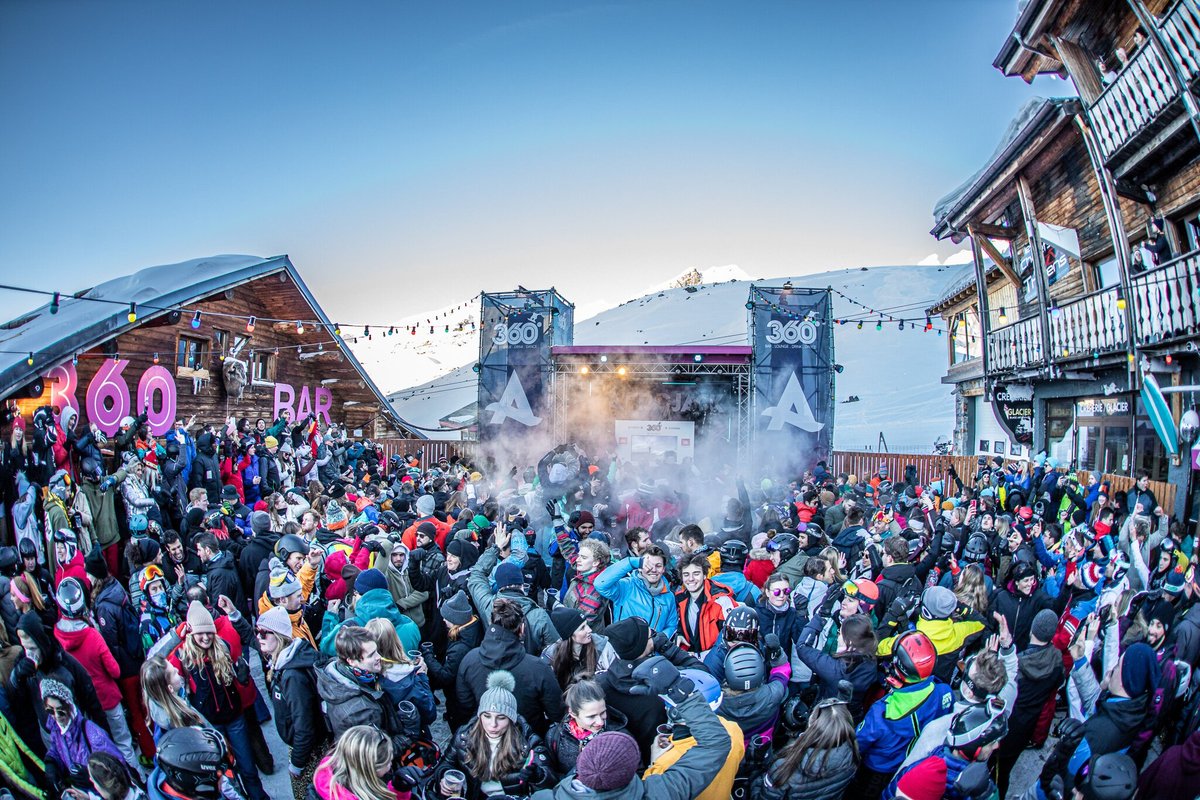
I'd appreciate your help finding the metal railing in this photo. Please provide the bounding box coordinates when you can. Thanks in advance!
[1047,285,1128,360]
[986,315,1043,373]
[1089,29,1179,159]
[1129,248,1200,345]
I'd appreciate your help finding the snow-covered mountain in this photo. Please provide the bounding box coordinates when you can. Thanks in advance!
[378,263,972,449]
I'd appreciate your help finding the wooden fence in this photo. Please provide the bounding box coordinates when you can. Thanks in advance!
[374,438,477,465]
[830,450,1176,512]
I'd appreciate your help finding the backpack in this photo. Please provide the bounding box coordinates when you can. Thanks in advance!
[1131,647,1182,754]
[96,586,145,662]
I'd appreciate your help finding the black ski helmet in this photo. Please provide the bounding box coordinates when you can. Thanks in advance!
[947,697,1008,760]
[274,534,308,562]
[723,645,765,692]
[962,534,989,565]
[724,605,760,646]
[1079,752,1137,800]
[157,726,230,800]
[55,577,87,619]
[768,533,800,564]
[719,540,748,570]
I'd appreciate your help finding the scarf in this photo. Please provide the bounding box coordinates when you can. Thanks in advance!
[567,716,599,744]
[347,664,377,686]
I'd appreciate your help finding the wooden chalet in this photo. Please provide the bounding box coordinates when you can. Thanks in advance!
[928,0,1200,519]
[0,255,421,439]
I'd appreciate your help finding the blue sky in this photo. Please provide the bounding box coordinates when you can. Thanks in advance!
[0,0,1062,325]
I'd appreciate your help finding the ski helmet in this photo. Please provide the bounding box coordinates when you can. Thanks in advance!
[55,577,87,619]
[274,534,308,562]
[52,528,78,560]
[17,538,36,561]
[139,564,166,595]
[1078,752,1138,800]
[887,630,937,688]
[719,540,748,570]
[962,534,989,564]
[723,645,765,692]
[767,533,800,563]
[724,605,760,646]
[947,697,1008,759]
[780,693,810,734]
[156,726,230,800]
[665,668,722,711]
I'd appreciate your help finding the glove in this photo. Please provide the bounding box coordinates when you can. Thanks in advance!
[408,546,426,563]
[392,765,425,790]
[362,540,383,554]
[764,633,783,666]
[954,761,993,799]
[1044,775,1065,800]
[817,586,841,617]
[652,630,670,653]
[99,475,118,493]
[629,656,694,705]
[288,764,304,778]
[1040,717,1086,795]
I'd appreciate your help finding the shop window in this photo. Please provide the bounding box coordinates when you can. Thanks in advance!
[176,335,210,373]
[213,328,229,357]
[1078,425,1100,472]
[252,351,276,384]
[1176,209,1200,254]
[1102,426,1131,475]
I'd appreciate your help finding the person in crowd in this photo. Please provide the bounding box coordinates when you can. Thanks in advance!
[561,537,612,632]
[540,606,616,690]
[543,678,628,777]
[457,598,564,736]
[423,589,481,731]
[319,568,420,657]
[40,678,127,794]
[365,617,436,732]
[171,601,267,800]
[674,552,736,655]
[436,670,552,799]
[149,725,248,800]
[255,604,329,797]
[595,544,677,636]
[140,656,206,742]
[752,692,858,800]
[312,724,421,800]
[52,578,137,771]
[467,524,559,654]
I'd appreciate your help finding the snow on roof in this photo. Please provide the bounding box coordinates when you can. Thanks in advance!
[931,97,1070,238]
[0,254,417,435]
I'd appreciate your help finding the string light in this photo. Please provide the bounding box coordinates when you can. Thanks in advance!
[153,353,160,364]
[1116,287,1126,310]
[246,316,256,333]
[191,311,202,329]
[857,321,863,330]
[875,318,882,331]
[25,352,33,366]
[998,307,1008,325]
[50,292,60,315]
[127,303,137,323]
[334,323,342,336]
[296,321,305,335]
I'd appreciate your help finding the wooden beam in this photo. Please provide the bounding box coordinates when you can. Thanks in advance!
[969,233,991,379]
[969,222,1019,240]
[1016,174,1054,363]
[970,227,1024,290]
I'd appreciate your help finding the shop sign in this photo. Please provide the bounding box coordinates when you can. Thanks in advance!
[1076,397,1131,417]
[44,360,178,437]
[992,384,1033,445]
[273,383,333,426]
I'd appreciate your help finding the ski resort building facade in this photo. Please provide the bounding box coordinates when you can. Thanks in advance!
[928,0,1200,520]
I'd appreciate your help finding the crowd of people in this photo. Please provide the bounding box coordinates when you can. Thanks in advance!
[0,404,1195,800]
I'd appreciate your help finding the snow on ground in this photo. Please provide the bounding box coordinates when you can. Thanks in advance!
[379,263,972,449]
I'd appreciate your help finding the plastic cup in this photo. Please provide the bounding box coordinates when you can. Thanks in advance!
[442,769,466,798]
[655,724,672,751]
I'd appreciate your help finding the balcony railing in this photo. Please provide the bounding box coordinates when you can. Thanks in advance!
[1130,249,1200,346]
[1048,285,1128,361]
[1161,0,1200,83]
[1089,35,1179,161]
[986,315,1043,373]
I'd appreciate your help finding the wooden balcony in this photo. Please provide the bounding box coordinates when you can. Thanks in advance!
[1047,286,1129,361]
[1130,249,1200,346]
[1087,1,1200,182]
[986,315,1043,373]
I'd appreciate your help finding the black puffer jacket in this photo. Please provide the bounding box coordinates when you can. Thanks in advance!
[544,705,629,777]
[203,551,246,613]
[751,741,856,800]
[456,625,564,736]
[267,639,330,771]
[427,619,483,731]
[437,714,552,800]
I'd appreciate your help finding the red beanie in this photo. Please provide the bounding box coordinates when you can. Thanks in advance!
[896,757,948,800]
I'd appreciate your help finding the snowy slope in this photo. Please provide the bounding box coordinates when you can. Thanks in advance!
[385,264,971,448]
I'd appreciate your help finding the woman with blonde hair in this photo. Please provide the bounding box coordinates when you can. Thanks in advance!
[10,572,53,628]
[819,545,847,584]
[365,618,436,732]
[170,601,266,800]
[140,656,206,741]
[954,563,990,617]
[313,725,421,800]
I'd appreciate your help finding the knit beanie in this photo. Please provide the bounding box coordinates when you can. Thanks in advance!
[415,522,437,540]
[39,677,74,707]
[1148,598,1177,629]
[575,731,640,791]
[138,538,161,564]
[478,670,518,720]
[251,511,272,536]
[605,617,649,661]
[920,586,957,621]
[269,564,302,599]
[84,546,109,581]
[1030,608,1059,644]
[551,606,584,641]
[896,756,948,800]
[415,495,435,517]
[493,562,524,591]
[1121,642,1160,697]
[256,605,294,639]
[355,568,388,595]
[325,500,348,531]
[1164,568,1186,596]
[186,601,217,635]
[440,590,474,626]
[574,510,595,528]
[1079,562,1103,591]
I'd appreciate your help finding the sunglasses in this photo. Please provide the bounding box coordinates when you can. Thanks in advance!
[770,587,791,597]
[254,629,276,638]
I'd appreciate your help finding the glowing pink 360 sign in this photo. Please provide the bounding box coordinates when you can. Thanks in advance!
[46,360,177,437]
